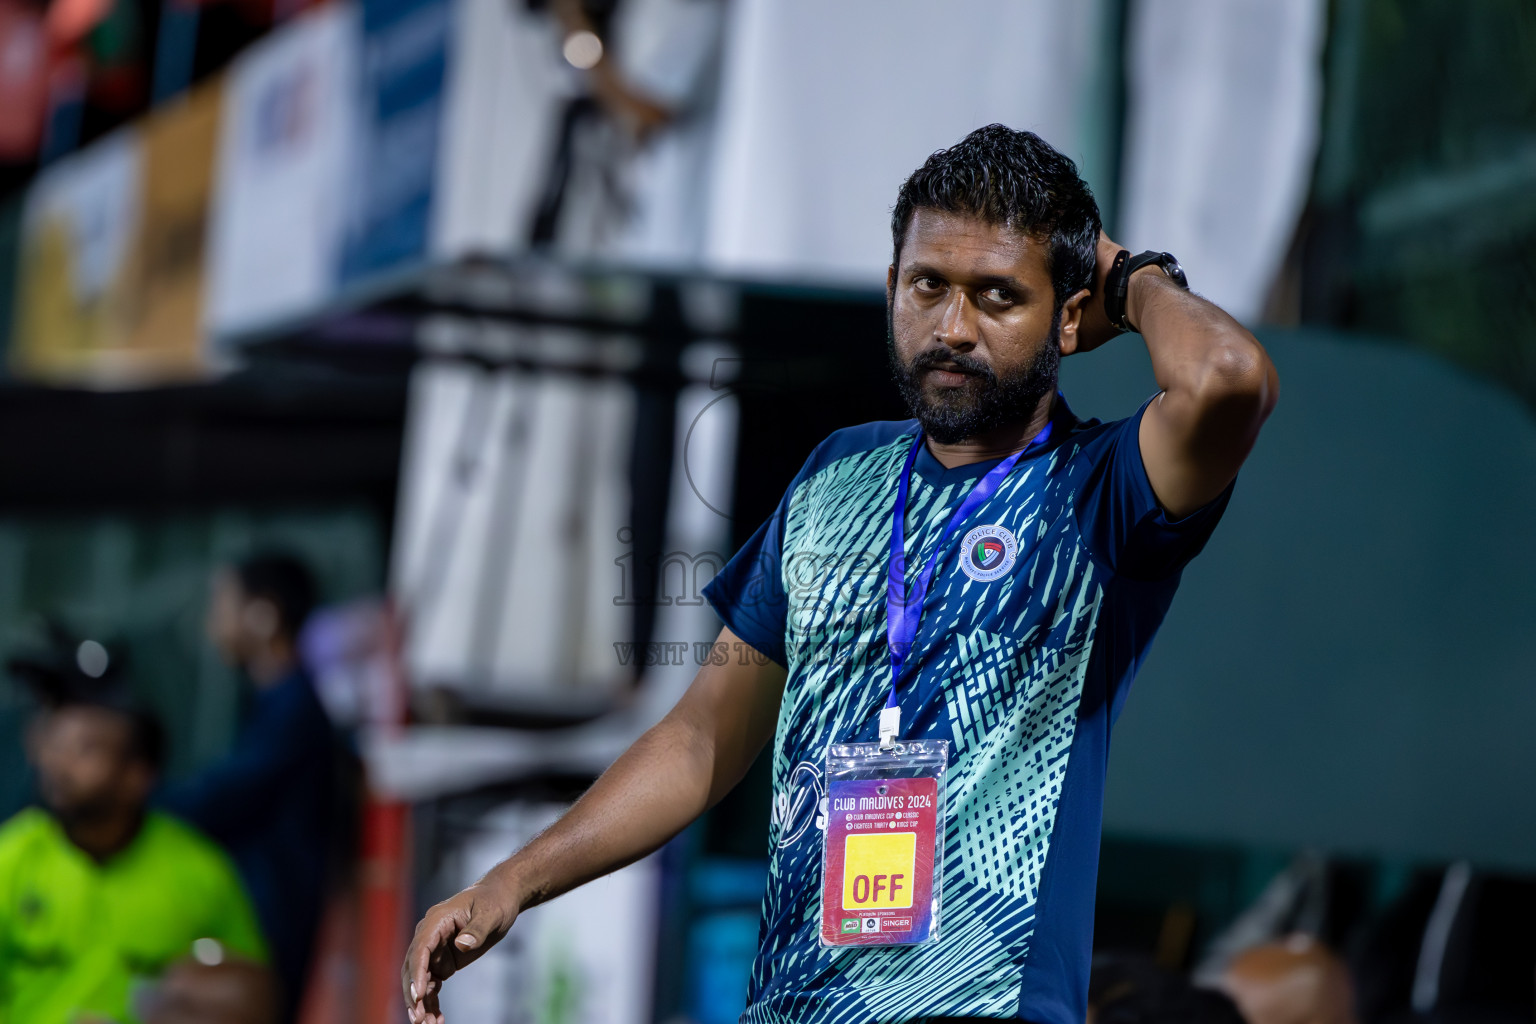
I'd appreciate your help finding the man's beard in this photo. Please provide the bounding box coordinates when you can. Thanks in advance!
[887,306,1061,445]
[41,788,116,829]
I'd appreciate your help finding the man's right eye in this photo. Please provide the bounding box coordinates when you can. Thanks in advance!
[913,276,943,291]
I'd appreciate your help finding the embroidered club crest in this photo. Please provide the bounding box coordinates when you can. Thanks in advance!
[959,524,1018,582]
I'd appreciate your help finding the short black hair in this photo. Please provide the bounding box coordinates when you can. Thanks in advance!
[891,124,1102,309]
[234,551,318,639]
[7,626,167,772]
[42,701,168,774]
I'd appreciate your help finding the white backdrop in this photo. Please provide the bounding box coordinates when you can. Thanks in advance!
[204,3,359,337]
[702,0,1115,283]
[1117,0,1327,324]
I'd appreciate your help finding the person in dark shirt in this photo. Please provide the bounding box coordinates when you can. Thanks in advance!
[162,552,337,1021]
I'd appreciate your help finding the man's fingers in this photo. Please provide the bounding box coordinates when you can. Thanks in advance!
[401,884,514,1022]
[421,987,443,1024]
[450,916,492,970]
[403,902,471,1017]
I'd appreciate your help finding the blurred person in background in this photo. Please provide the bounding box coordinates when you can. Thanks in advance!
[160,552,337,1022]
[404,124,1278,1024]
[534,0,724,258]
[0,640,274,1024]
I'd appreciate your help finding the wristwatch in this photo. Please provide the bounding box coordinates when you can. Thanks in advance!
[1104,250,1189,333]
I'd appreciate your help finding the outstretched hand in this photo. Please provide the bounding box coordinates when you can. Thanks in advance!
[402,879,519,1024]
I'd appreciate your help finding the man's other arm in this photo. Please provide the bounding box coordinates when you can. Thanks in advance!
[403,625,786,1024]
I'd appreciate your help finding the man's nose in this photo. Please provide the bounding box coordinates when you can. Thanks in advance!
[935,290,979,350]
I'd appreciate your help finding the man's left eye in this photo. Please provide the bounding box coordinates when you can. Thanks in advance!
[982,288,1013,304]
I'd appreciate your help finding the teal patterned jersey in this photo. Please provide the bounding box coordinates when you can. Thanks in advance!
[703,396,1233,1024]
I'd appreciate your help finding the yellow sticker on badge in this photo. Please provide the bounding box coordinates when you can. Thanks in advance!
[841,832,917,910]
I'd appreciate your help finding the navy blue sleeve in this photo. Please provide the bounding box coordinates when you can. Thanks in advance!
[703,486,791,666]
[1073,399,1235,580]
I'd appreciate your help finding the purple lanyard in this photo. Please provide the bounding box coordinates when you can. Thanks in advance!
[884,421,1053,711]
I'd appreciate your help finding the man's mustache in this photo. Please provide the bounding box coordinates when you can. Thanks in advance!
[906,348,996,382]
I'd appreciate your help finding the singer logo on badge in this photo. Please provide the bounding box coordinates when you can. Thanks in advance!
[842,833,916,910]
[960,524,1018,582]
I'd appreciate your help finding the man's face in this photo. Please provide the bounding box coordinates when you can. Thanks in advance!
[887,209,1063,444]
[31,705,148,823]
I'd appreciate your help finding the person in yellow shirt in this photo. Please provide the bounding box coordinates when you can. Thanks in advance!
[0,643,274,1024]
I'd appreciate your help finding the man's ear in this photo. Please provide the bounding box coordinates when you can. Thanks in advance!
[887,264,897,300]
[1057,287,1092,356]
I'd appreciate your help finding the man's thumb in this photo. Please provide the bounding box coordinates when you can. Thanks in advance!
[453,924,484,952]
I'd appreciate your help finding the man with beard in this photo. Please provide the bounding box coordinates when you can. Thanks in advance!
[0,646,273,1024]
[404,124,1277,1024]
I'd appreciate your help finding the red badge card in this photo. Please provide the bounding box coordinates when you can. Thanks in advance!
[819,775,941,946]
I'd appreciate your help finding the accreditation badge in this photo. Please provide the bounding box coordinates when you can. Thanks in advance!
[819,738,948,948]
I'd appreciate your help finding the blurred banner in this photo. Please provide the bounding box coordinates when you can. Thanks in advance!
[11,127,141,381]
[339,0,451,281]
[205,1,360,340]
[11,80,220,385]
[121,80,221,379]
[391,359,638,712]
[428,0,566,260]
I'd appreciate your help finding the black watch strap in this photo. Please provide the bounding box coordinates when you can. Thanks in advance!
[1104,249,1189,332]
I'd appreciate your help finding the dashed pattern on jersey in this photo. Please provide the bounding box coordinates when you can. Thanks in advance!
[744,429,1108,1024]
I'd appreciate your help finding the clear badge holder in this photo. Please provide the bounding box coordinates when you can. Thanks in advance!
[819,735,948,947]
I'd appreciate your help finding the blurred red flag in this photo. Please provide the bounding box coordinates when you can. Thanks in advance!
[44,0,108,46]
[0,0,48,160]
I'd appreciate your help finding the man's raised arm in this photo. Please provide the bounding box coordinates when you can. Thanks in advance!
[403,625,786,1024]
[1066,232,1280,518]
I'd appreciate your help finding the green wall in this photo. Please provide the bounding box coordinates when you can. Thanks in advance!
[1062,327,1536,871]
[0,505,385,818]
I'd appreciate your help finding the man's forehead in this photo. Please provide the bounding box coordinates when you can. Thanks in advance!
[899,208,1050,280]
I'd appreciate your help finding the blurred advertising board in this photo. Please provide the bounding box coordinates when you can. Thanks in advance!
[428,0,567,258]
[392,362,638,712]
[11,80,221,386]
[10,127,142,382]
[205,2,360,340]
[341,0,572,277]
[122,81,222,378]
[339,0,451,281]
